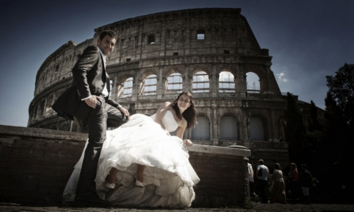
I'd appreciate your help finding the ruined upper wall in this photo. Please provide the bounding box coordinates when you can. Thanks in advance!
[95,8,263,63]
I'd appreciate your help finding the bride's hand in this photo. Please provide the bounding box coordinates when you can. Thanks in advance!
[183,139,193,146]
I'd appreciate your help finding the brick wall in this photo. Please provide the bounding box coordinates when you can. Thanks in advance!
[0,125,251,207]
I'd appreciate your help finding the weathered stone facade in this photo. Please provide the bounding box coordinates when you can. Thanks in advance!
[28,8,319,169]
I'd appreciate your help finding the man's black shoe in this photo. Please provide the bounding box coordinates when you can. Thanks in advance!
[74,193,110,207]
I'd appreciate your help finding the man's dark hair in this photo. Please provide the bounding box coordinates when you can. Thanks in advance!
[99,30,117,40]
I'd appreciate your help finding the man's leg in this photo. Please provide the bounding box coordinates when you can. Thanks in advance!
[73,116,88,133]
[75,97,107,203]
[260,180,268,203]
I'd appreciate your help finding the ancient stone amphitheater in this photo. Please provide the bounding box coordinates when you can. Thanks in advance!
[28,8,317,166]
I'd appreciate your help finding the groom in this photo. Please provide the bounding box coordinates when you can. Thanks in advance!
[52,30,129,205]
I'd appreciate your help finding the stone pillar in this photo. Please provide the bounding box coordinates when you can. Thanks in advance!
[242,106,251,148]
[210,66,218,97]
[131,77,140,101]
[211,103,218,146]
[270,108,276,141]
[238,65,246,97]
[111,74,118,99]
[183,69,192,92]
[156,67,165,99]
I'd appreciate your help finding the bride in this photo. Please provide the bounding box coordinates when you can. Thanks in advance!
[63,91,200,208]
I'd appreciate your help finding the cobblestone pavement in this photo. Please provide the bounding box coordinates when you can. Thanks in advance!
[1,202,354,212]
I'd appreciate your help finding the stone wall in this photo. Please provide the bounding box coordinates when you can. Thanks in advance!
[0,125,250,207]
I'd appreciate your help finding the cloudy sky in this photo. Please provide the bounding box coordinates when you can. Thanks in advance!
[0,0,353,127]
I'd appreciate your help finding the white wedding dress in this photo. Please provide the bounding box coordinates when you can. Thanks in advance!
[62,111,200,208]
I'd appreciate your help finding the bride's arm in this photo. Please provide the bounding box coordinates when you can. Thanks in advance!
[154,102,171,130]
[176,119,193,146]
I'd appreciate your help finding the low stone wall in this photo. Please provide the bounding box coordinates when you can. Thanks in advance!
[0,125,251,207]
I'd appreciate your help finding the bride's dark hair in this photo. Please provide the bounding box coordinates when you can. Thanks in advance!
[171,91,197,129]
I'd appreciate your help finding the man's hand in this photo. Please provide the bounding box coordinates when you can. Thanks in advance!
[84,95,100,109]
[118,105,130,120]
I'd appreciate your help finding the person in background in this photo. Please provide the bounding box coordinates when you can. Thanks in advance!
[245,157,258,202]
[288,162,300,203]
[270,163,286,204]
[256,159,270,204]
[299,164,314,204]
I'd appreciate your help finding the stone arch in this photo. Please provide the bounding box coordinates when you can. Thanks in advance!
[219,113,239,140]
[246,72,260,93]
[192,114,210,140]
[243,65,265,91]
[249,114,267,141]
[117,75,134,98]
[32,104,38,120]
[218,70,235,93]
[139,68,159,81]
[45,94,54,116]
[278,115,287,142]
[191,65,212,76]
[165,67,182,77]
[192,67,210,93]
[218,66,237,76]
[37,100,45,119]
[139,69,158,96]
[166,71,183,94]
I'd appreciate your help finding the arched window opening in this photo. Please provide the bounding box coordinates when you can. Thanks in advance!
[219,71,235,93]
[45,95,54,115]
[278,118,287,142]
[246,72,260,93]
[220,116,238,140]
[193,71,209,93]
[37,101,45,119]
[119,77,133,98]
[140,74,157,96]
[32,106,37,120]
[250,117,265,141]
[192,116,210,140]
[167,73,182,94]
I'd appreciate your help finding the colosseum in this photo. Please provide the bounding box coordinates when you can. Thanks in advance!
[28,8,318,166]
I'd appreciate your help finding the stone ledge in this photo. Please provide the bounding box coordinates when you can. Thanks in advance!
[0,125,251,158]
[189,144,251,157]
[0,125,87,141]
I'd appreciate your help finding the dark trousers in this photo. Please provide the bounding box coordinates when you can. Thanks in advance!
[257,179,269,203]
[75,96,126,198]
[289,181,300,203]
